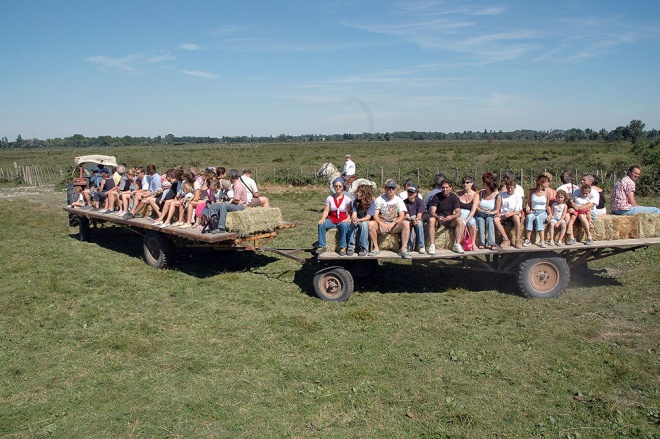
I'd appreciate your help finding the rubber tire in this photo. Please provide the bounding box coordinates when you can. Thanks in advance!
[518,254,570,299]
[313,266,354,302]
[345,259,378,279]
[143,231,173,269]
[78,217,90,241]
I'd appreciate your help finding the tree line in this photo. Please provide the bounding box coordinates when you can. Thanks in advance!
[1,120,656,149]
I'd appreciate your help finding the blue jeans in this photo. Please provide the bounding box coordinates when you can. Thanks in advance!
[318,219,349,249]
[407,220,425,250]
[525,209,548,232]
[475,212,496,246]
[347,221,369,251]
[612,206,660,215]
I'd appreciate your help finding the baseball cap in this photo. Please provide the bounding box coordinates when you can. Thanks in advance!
[385,179,397,188]
[407,184,419,193]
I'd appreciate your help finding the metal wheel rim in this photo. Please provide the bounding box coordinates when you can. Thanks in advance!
[529,261,560,294]
[319,273,344,298]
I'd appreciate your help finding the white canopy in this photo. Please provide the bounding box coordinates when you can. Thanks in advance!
[74,155,118,168]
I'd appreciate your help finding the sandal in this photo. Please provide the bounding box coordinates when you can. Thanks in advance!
[490,244,498,250]
[478,245,486,250]
[368,250,381,256]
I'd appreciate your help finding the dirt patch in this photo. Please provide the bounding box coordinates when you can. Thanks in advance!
[0,185,57,199]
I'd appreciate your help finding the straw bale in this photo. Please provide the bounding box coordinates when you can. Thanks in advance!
[432,226,457,250]
[636,213,660,238]
[226,207,283,237]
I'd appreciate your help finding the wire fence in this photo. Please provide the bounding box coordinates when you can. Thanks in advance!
[253,165,634,191]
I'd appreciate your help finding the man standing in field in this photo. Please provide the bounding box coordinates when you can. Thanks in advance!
[426,179,465,255]
[342,154,356,188]
[611,165,660,215]
[368,179,412,259]
[240,169,270,208]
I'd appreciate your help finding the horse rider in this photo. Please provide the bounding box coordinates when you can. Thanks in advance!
[342,154,356,188]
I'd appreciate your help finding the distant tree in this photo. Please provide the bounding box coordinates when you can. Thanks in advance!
[626,119,645,144]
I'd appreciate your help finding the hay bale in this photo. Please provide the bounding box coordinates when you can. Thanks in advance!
[432,226,457,250]
[637,213,660,238]
[226,207,283,237]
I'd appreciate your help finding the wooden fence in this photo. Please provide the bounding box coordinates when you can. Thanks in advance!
[0,162,60,186]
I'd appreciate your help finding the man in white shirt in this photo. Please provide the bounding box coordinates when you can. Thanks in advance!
[502,171,525,198]
[240,169,270,208]
[342,154,356,187]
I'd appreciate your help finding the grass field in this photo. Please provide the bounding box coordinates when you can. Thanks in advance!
[1,143,659,437]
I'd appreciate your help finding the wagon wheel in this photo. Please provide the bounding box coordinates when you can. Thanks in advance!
[517,254,570,299]
[143,231,173,269]
[78,217,90,241]
[313,266,354,302]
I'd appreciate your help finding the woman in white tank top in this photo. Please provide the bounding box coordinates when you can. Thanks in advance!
[523,174,552,247]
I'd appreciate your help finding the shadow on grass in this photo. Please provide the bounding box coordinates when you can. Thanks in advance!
[69,225,279,278]
[293,260,624,300]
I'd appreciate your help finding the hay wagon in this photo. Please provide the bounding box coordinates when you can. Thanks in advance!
[63,206,295,268]
[301,213,660,301]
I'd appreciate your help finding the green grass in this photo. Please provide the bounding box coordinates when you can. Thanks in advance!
[1,181,659,437]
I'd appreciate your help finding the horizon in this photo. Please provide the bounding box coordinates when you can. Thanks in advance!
[2,0,659,140]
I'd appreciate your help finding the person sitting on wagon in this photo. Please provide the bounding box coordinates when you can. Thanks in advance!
[403,183,426,253]
[241,169,270,208]
[422,173,449,212]
[566,183,596,245]
[523,174,552,248]
[92,171,116,211]
[556,170,578,196]
[398,179,422,200]
[347,183,375,257]
[611,165,660,215]
[204,168,248,234]
[81,166,102,208]
[316,177,352,255]
[502,170,525,198]
[494,178,524,248]
[124,164,162,219]
[426,179,465,255]
[368,179,412,258]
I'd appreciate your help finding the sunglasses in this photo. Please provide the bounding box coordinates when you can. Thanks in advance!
[333,185,343,189]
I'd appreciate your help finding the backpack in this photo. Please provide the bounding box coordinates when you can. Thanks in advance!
[201,213,219,234]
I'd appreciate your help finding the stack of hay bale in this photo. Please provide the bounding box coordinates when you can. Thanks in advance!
[226,207,283,237]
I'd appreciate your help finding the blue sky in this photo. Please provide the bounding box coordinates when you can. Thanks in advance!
[1,0,659,139]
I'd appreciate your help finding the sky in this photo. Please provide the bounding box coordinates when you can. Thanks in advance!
[1,0,659,140]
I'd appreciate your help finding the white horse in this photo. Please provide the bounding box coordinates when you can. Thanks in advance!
[317,162,378,196]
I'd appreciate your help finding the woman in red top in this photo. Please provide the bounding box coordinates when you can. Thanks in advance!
[316,177,352,255]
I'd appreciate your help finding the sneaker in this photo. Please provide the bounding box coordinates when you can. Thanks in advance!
[453,243,465,254]
[159,223,170,228]
[522,239,531,247]
[358,250,367,257]
[339,247,347,256]
[418,246,426,254]
[122,212,135,220]
[315,247,327,255]
[346,248,355,256]
[368,250,381,256]
[585,238,594,245]
[401,251,412,259]
[539,240,546,248]
[566,237,576,245]
[153,220,163,226]
[547,240,555,246]
[556,240,563,246]
[172,221,184,227]
[179,223,192,229]
[427,244,436,255]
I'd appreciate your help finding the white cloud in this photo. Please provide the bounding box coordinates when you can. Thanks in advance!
[181,70,218,79]
[86,52,174,72]
[179,43,200,51]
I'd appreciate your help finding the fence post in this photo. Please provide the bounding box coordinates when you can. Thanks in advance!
[381,167,384,184]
